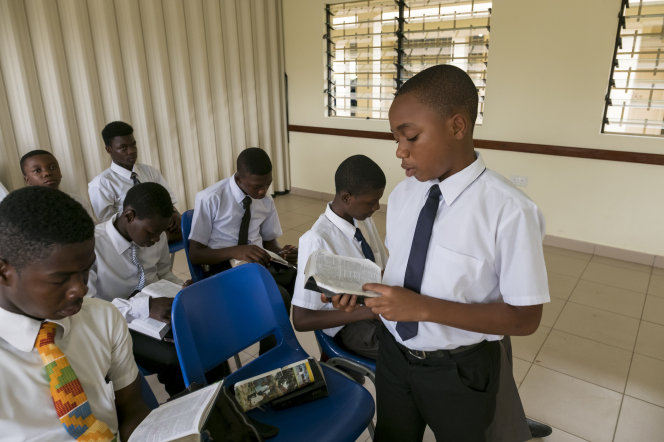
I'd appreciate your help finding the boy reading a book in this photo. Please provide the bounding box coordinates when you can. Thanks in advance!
[21,149,94,218]
[188,147,297,353]
[88,121,182,243]
[0,186,151,441]
[292,155,387,359]
[332,65,550,442]
[87,182,194,396]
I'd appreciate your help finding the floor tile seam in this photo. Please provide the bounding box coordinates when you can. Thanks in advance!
[543,248,593,261]
[588,258,653,275]
[564,299,644,321]
[632,347,664,362]
[622,393,664,410]
[570,278,651,298]
[530,360,628,394]
[550,324,637,353]
[578,274,648,294]
[612,349,639,442]
[645,272,656,301]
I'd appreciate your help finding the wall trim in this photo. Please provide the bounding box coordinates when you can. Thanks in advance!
[288,125,664,166]
[289,186,663,268]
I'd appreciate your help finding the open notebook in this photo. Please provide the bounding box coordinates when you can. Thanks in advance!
[127,279,182,340]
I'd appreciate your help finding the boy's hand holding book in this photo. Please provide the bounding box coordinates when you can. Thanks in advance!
[233,244,272,266]
[278,245,298,263]
[149,297,173,324]
[363,283,428,322]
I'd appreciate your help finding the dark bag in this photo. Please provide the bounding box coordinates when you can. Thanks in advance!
[169,382,279,442]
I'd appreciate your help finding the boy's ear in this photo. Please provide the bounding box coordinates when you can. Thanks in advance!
[452,113,469,140]
[123,209,136,223]
[0,258,16,288]
[340,191,352,205]
[104,145,112,154]
[23,174,30,185]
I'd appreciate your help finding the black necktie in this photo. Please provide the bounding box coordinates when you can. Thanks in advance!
[238,196,252,246]
[354,228,375,263]
[396,184,442,341]
[130,172,140,186]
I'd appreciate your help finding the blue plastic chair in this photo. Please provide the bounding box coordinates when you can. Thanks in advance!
[180,209,205,282]
[172,264,375,442]
[138,371,160,410]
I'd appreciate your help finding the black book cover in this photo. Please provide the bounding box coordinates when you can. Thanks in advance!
[270,359,328,410]
[304,277,367,305]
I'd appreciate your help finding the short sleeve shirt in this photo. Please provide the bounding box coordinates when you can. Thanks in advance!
[382,152,550,351]
[188,175,282,249]
[0,297,138,441]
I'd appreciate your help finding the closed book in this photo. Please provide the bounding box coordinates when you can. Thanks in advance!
[270,359,328,410]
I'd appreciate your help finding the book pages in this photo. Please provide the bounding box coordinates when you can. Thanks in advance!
[141,279,182,299]
[304,249,382,297]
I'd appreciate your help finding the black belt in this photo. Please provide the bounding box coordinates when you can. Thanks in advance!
[396,340,484,360]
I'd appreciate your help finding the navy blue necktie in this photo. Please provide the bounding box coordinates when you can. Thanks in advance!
[396,184,442,341]
[354,228,375,263]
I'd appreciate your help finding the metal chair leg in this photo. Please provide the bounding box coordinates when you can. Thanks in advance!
[368,420,375,441]
[233,353,243,370]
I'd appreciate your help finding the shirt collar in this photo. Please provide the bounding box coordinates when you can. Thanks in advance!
[0,306,71,353]
[325,203,357,240]
[229,174,249,205]
[431,151,486,206]
[105,213,133,255]
[110,161,135,180]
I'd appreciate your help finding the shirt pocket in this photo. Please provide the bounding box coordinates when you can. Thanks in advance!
[428,245,484,302]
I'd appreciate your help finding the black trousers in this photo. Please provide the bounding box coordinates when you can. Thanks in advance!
[130,330,231,397]
[375,326,501,442]
[207,262,295,356]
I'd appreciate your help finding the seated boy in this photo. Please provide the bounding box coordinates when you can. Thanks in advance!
[88,121,182,243]
[0,186,151,441]
[292,155,387,359]
[21,149,95,218]
[189,147,297,354]
[87,182,199,396]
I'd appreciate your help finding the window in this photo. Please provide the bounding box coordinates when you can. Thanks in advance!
[602,0,664,137]
[325,0,491,123]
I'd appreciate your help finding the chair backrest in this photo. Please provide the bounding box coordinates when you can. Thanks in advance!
[171,264,308,387]
[181,209,205,282]
[315,330,376,372]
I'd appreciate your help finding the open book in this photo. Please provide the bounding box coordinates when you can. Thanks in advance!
[234,358,326,412]
[128,382,222,442]
[230,248,296,269]
[304,249,382,304]
[127,279,182,340]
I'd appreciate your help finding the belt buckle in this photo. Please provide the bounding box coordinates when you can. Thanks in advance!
[408,349,426,360]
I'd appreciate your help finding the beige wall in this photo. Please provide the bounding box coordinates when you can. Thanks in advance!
[283,0,664,256]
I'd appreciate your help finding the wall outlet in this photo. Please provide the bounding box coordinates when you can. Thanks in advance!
[510,175,528,187]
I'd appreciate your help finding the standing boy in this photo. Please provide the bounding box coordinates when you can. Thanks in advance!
[292,155,387,359]
[335,65,549,441]
[88,121,182,243]
[87,182,195,396]
[0,186,151,441]
[20,149,94,218]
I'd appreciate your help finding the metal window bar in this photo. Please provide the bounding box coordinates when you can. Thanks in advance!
[602,0,664,137]
[327,0,491,121]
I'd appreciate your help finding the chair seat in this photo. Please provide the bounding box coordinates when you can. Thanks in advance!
[316,330,376,372]
[246,365,375,442]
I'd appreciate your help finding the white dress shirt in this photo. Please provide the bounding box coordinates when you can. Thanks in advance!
[0,180,8,203]
[382,152,550,351]
[293,203,388,337]
[88,162,178,223]
[87,214,183,320]
[0,298,138,442]
[189,175,282,249]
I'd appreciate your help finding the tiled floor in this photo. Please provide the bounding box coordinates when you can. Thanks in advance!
[162,193,664,442]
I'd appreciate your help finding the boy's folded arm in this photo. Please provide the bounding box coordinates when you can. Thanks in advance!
[363,284,543,336]
[292,304,375,332]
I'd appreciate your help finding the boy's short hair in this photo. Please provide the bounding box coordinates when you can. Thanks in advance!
[0,187,94,270]
[102,121,134,146]
[123,182,174,220]
[20,150,55,174]
[335,155,386,196]
[237,147,272,176]
[395,64,479,129]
